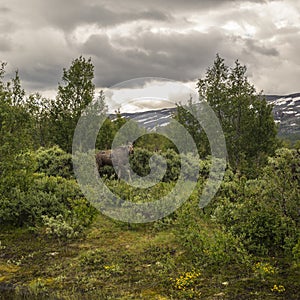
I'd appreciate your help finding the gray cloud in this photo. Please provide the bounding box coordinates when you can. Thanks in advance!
[81,29,230,87]
[0,6,10,13]
[0,36,11,52]
[22,0,172,32]
[245,39,279,56]
[0,0,299,96]
[108,0,273,13]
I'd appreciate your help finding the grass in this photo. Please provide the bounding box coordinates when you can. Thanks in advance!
[0,213,299,299]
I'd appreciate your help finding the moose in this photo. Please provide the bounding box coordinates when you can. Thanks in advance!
[96,142,134,180]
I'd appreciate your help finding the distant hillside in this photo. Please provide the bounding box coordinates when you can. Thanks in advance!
[120,94,300,141]
[265,93,300,141]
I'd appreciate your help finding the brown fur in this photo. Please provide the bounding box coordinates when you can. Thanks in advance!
[96,143,134,179]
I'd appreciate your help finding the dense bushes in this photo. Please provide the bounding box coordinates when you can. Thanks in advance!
[35,146,73,178]
[0,172,97,229]
[1,137,299,265]
[130,148,201,182]
[212,148,300,257]
[101,146,299,263]
[166,147,300,267]
[41,196,97,242]
[0,147,97,234]
[173,191,250,269]
[213,193,298,256]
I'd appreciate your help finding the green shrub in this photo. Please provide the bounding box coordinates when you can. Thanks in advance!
[212,149,300,256]
[0,148,83,227]
[79,249,107,268]
[67,197,98,232]
[162,149,181,182]
[0,172,96,229]
[0,189,67,227]
[292,238,300,266]
[129,148,153,177]
[98,165,116,178]
[177,219,249,267]
[175,194,250,268]
[41,198,97,241]
[130,148,179,181]
[105,178,174,203]
[130,148,204,182]
[180,152,200,180]
[213,196,298,255]
[35,146,73,178]
[33,174,83,203]
[42,214,78,241]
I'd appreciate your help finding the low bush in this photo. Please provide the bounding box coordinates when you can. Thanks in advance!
[35,146,73,178]
[176,217,250,268]
[42,214,78,241]
[130,148,204,182]
[0,148,97,230]
[212,148,300,257]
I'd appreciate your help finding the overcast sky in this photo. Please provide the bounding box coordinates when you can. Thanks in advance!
[1,0,300,99]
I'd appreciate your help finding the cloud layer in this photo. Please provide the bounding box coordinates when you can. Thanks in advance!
[0,0,299,96]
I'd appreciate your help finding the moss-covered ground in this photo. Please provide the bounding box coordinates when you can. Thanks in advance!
[0,214,299,299]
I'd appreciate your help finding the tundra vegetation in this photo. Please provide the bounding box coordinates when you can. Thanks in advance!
[0,56,299,299]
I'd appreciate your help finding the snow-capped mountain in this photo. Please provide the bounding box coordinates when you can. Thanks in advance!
[265,93,300,140]
[121,94,300,140]
[121,108,174,130]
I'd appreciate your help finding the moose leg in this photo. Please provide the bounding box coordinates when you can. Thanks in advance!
[127,168,131,182]
[117,165,131,182]
[117,167,122,181]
